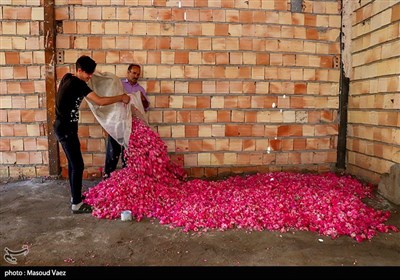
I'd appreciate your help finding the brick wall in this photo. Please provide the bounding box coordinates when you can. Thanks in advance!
[0,0,49,178]
[347,0,400,183]
[1,0,342,179]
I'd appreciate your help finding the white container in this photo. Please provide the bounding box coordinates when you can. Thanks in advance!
[121,210,132,221]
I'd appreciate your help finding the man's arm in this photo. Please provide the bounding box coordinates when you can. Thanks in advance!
[86,91,130,106]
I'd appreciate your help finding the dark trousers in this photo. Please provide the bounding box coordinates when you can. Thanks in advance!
[104,135,126,178]
[56,132,84,205]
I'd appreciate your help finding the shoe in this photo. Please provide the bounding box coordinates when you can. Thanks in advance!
[70,195,86,204]
[72,202,93,214]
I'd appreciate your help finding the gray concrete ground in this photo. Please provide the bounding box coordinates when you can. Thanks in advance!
[0,178,399,268]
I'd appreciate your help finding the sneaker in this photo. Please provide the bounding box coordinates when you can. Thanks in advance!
[70,195,86,204]
[71,202,93,214]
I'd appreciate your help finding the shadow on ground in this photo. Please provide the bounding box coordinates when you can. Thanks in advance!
[0,178,399,267]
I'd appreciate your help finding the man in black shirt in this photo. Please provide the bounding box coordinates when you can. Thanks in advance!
[54,55,130,214]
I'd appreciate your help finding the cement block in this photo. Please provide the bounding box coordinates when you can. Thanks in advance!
[378,164,400,205]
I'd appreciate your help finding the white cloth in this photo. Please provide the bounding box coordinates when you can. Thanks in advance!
[86,72,146,148]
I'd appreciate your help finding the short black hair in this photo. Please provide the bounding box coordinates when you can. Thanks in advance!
[76,55,97,74]
[128,63,141,72]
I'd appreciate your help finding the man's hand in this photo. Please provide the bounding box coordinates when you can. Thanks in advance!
[122,93,130,104]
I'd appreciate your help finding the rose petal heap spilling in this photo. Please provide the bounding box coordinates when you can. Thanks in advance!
[84,117,398,242]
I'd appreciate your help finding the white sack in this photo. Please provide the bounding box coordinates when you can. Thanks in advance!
[87,72,146,148]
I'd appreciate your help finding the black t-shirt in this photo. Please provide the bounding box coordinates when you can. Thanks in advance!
[54,73,92,134]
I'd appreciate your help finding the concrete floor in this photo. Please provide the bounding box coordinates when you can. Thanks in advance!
[0,178,399,268]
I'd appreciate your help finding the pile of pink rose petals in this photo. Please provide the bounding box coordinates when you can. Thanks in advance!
[84,117,398,242]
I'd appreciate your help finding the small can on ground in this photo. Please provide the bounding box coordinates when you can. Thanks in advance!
[121,210,132,221]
